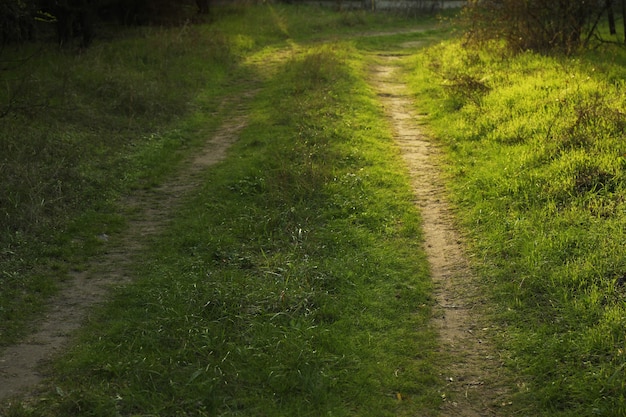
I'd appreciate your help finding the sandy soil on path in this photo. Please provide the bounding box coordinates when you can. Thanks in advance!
[0,89,258,402]
[369,55,515,416]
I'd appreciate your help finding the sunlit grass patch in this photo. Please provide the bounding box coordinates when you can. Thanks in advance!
[407,37,626,416]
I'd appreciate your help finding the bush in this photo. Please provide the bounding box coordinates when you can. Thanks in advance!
[462,0,607,53]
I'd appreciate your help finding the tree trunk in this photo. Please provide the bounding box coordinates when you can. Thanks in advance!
[607,0,616,35]
[622,0,626,43]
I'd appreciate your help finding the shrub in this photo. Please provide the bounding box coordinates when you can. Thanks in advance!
[462,0,608,53]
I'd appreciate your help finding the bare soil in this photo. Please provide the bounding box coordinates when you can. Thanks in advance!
[0,89,258,401]
[368,55,514,416]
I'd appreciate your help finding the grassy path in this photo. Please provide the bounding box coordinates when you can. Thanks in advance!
[1,42,438,417]
[0,8,523,417]
[0,6,619,415]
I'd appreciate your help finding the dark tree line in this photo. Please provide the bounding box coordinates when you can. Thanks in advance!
[1,0,37,44]
[1,0,213,47]
[463,0,626,53]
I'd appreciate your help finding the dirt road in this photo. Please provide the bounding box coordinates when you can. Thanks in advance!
[0,33,514,416]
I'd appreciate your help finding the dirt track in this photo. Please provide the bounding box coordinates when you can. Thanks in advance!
[0,32,514,415]
[368,54,514,416]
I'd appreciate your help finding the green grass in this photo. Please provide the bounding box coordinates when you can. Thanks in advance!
[406,35,626,416]
[0,21,246,344]
[0,3,441,346]
[1,4,445,417]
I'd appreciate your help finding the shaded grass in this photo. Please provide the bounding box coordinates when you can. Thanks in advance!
[0,22,250,344]
[0,4,436,346]
[406,36,626,416]
[1,40,439,416]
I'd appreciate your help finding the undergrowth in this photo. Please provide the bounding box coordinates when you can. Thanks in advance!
[407,37,626,416]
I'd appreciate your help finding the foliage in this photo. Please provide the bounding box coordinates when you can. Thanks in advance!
[101,0,201,26]
[1,0,208,48]
[407,35,626,415]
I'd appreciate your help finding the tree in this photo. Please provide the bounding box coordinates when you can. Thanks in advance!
[43,0,94,47]
[622,0,626,44]
[2,0,210,48]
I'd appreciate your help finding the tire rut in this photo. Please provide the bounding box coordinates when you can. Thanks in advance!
[368,56,514,416]
[0,88,259,402]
